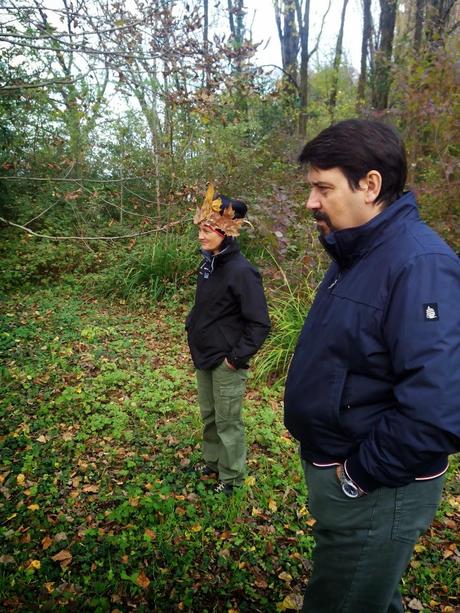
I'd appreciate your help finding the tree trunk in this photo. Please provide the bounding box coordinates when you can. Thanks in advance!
[203,0,210,89]
[371,0,398,111]
[425,0,456,47]
[296,0,310,137]
[328,0,349,119]
[274,0,299,84]
[357,0,372,110]
[414,0,426,51]
[228,0,245,73]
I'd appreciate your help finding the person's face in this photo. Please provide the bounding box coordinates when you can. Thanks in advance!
[305,166,374,235]
[198,224,225,253]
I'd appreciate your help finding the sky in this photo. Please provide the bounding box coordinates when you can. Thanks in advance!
[244,0,373,71]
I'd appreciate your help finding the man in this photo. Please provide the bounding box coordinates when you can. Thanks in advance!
[284,119,460,612]
[186,184,270,495]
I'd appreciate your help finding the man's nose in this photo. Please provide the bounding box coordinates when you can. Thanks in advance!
[306,190,320,210]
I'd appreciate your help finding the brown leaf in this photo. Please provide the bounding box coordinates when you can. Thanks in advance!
[135,571,150,589]
[82,484,99,493]
[144,528,156,540]
[51,549,72,562]
[0,555,16,565]
[41,536,53,550]
[407,598,424,611]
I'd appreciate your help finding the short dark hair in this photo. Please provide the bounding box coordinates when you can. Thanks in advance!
[298,119,407,206]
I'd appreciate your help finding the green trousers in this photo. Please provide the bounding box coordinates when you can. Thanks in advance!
[301,460,445,613]
[196,362,248,485]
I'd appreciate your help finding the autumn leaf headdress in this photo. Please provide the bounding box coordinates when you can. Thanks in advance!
[193,183,250,237]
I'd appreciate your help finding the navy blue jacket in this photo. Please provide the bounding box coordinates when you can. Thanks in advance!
[284,192,460,492]
[186,240,270,370]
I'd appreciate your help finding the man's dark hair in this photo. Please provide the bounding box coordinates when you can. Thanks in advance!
[298,119,407,206]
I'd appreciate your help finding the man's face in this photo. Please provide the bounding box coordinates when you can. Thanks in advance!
[305,166,369,235]
[198,223,225,253]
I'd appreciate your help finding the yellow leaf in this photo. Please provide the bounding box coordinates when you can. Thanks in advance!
[135,571,150,589]
[280,594,303,610]
[228,609,239,613]
[268,499,278,512]
[191,524,202,532]
[251,507,262,517]
[27,560,41,570]
[129,497,139,507]
[17,474,25,486]
[306,518,316,527]
[414,544,426,553]
[37,435,47,443]
[28,504,40,511]
[245,476,256,487]
[278,571,293,582]
[44,582,55,593]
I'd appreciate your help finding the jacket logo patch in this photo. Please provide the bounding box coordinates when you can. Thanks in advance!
[423,303,439,321]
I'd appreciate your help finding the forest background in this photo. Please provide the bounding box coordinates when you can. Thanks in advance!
[1,0,459,611]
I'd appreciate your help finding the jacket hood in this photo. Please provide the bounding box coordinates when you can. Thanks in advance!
[320,191,419,268]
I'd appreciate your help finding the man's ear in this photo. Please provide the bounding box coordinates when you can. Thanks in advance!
[359,170,382,205]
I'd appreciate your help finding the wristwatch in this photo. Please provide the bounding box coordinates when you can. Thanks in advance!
[337,466,365,498]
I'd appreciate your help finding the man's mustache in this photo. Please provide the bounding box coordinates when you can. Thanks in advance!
[313,211,330,223]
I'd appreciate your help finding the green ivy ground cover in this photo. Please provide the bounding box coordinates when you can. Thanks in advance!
[1,281,459,612]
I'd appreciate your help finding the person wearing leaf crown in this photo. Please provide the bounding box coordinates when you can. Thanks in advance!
[185,184,270,495]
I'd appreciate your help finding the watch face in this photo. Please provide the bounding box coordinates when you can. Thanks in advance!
[341,479,359,498]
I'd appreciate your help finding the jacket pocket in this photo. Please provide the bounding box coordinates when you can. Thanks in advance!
[329,366,348,427]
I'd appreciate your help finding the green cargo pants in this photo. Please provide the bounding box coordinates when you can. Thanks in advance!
[196,361,249,485]
[301,460,445,613]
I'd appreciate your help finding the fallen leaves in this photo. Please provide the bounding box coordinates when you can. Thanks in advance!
[16,474,26,486]
[135,571,150,589]
[41,535,53,550]
[51,549,72,569]
[26,560,41,571]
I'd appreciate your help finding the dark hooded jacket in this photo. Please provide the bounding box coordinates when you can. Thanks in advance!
[186,239,270,370]
[284,192,460,492]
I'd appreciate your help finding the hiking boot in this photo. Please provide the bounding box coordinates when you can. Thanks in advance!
[213,481,235,496]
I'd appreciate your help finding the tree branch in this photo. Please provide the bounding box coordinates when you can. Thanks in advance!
[0,216,189,241]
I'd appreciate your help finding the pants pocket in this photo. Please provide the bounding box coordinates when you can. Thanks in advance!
[391,477,444,543]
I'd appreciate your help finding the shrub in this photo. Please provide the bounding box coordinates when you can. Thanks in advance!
[254,273,317,383]
[97,230,198,302]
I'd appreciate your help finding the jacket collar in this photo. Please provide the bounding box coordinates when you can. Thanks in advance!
[199,240,240,276]
[320,191,419,268]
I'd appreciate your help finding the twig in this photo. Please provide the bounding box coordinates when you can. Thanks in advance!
[0,215,190,241]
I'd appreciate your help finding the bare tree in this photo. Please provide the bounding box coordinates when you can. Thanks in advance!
[274,0,299,85]
[328,0,349,119]
[371,0,398,110]
[357,0,373,110]
[295,0,332,136]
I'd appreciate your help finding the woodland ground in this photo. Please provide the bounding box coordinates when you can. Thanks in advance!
[0,237,459,613]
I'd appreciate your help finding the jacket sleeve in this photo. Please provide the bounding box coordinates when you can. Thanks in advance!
[227,267,271,369]
[346,253,460,492]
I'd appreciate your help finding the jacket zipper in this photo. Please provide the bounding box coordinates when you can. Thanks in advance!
[328,273,341,290]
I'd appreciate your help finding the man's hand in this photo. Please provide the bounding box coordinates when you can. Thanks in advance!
[224,358,236,370]
[336,464,366,497]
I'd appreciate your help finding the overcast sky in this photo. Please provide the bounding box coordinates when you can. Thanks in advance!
[245,0,375,71]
